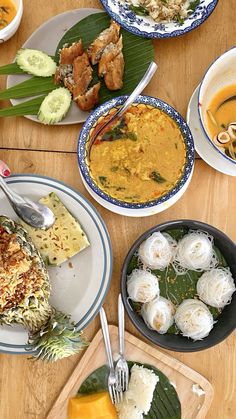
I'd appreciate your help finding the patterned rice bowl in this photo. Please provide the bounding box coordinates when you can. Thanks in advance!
[99,0,218,39]
[77,95,195,217]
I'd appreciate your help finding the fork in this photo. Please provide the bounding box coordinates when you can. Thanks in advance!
[115,294,129,392]
[99,307,123,404]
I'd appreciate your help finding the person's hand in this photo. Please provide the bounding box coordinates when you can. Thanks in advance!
[0,160,11,177]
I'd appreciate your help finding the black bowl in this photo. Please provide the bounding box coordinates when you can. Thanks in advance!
[121,219,236,352]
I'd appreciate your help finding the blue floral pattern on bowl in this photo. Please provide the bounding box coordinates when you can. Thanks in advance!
[77,95,195,210]
[99,0,218,39]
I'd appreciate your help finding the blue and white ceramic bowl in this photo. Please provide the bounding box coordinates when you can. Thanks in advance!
[77,95,195,217]
[198,47,236,166]
[99,0,218,39]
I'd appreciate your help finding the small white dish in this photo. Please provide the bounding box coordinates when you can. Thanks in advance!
[0,0,23,43]
[0,174,112,355]
[198,47,236,165]
[187,84,236,177]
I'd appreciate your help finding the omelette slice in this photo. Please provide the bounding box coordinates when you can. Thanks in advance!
[22,192,90,266]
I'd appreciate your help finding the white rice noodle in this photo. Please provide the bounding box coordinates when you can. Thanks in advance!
[197,268,236,308]
[125,364,159,414]
[173,230,218,274]
[141,296,175,334]
[127,269,160,303]
[174,299,214,340]
[138,231,177,270]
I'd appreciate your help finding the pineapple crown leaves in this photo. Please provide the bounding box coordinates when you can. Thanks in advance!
[27,308,88,361]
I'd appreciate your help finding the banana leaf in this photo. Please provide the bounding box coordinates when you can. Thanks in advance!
[56,12,154,104]
[78,361,181,419]
[0,76,56,99]
[0,63,24,75]
[0,96,46,116]
[128,228,227,334]
[0,12,154,118]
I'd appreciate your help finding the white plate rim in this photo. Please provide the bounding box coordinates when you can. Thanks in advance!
[0,174,113,354]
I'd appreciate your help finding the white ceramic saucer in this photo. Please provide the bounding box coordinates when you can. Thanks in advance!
[186,84,236,177]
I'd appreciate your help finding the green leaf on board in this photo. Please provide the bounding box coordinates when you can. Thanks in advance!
[78,361,181,419]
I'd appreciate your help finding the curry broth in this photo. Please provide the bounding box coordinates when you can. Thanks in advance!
[207,84,236,137]
[0,0,16,30]
[206,85,236,159]
[88,104,186,203]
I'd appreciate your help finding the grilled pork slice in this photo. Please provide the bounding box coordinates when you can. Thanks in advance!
[72,52,93,98]
[104,52,125,90]
[59,40,83,65]
[54,40,84,86]
[87,21,120,65]
[98,36,124,90]
[75,82,101,111]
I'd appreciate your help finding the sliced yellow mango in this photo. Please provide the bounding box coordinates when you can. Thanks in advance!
[68,391,118,419]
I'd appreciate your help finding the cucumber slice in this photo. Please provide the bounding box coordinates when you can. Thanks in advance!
[16,49,57,77]
[38,88,71,124]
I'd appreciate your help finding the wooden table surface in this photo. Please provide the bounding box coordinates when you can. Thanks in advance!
[0,1,235,418]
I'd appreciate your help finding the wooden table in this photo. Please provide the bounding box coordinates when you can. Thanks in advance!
[0,1,235,418]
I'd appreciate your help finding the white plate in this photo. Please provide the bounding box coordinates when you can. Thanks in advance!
[186,84,236,177]
[0,175,112,354]
[7,8,102,125]
[100,0,218,39]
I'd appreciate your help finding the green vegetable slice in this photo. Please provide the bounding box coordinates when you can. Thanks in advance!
[37,87,71,124]
[16,49,57,77]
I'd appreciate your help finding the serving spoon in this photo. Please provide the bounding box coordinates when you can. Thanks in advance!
[0,160,55,230]
[88,61,158,159]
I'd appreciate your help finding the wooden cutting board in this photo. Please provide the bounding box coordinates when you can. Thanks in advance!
[47,326,214,419]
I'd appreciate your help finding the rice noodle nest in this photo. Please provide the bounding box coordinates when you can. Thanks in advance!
[138,231,177,270]
[197,268,236,309]
[173,230,218,274]
[141,296,175,334]
[174,299,214,340]
[127,269,160,303]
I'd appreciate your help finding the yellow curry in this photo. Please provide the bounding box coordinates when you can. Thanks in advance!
[0,0,16,30]
[88,104,186,203]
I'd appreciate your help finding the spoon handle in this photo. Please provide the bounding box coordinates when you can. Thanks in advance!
[117,61,158,118]
[0,176,26,205]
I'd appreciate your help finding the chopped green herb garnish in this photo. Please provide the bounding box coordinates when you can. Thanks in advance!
[98,176,107,186]
[188,0,200,12]
[101,118,137,142]
[150,171,166,183]
[175,14,185,25]
[0,6,10,14]
[129,5,149,16]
